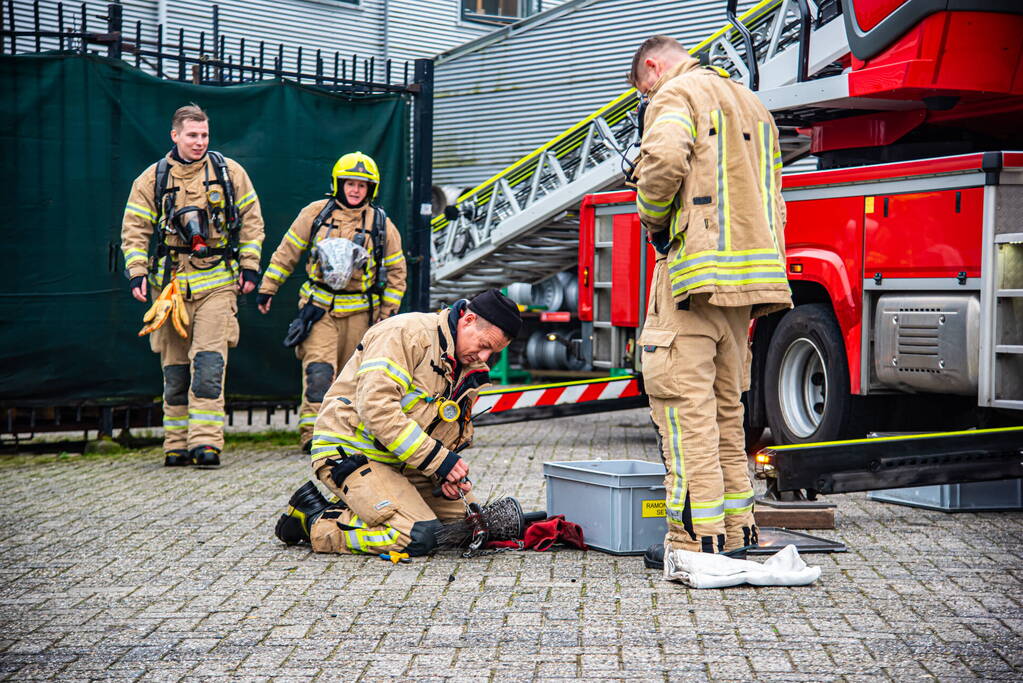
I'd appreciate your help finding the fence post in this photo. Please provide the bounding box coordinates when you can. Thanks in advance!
[106,1,121,59]
[410,58,434,312]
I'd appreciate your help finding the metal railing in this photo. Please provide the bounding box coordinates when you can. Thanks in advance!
[2,0,414,92]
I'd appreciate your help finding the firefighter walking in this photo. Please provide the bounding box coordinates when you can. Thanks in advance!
[627,36,792,564]
[256,153,406,451]
[120,104,265,469]
[274,289,522,557]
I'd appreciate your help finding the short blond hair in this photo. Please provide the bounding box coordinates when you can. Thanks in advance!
[171,104,208,130]
[628,35,686,87]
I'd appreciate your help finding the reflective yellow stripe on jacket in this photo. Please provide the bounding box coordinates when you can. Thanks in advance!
[178,260,239,295]
[298,281,381,315]
[668,248,787,298]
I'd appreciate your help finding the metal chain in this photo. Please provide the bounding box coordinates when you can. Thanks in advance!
[461,540,525,559]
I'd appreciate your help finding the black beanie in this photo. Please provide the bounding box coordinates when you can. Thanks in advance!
[467,289,522,340]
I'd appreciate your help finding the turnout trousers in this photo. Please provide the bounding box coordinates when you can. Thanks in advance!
[309,460,473,556]
[151,286,240,451]
[295,310,371,446]
[640,262,757,553]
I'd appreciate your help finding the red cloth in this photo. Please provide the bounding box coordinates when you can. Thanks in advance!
[485,515,587,552]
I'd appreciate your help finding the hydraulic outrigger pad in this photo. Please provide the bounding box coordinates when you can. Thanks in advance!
[756,427,1023,497]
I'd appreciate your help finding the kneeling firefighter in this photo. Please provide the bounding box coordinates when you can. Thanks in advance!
[120,104,265,469]
[275,289,523,557]
[257,152,407,451]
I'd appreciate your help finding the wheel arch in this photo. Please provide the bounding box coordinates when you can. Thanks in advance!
[748,277,858,430]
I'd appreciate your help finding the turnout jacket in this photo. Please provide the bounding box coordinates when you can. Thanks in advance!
[258,199,406,319]
[634,54,792,317]
[121,151,264,300]
[310,303,490,485]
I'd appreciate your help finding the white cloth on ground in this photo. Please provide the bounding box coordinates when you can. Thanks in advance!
[664,544,821,588]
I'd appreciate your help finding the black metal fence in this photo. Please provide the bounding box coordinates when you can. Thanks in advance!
[2,0,415,92]
[2,0,436,443]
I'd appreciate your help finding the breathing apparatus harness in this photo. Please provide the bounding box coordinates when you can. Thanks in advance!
[152,151,241,288]
[307,196,389,321]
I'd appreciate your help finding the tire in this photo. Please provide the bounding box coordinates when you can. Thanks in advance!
[764,304,863,445]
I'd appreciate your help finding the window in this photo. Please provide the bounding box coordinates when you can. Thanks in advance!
[461,0,540,24]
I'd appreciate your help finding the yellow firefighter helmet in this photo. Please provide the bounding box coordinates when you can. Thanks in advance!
[331,152,380,198]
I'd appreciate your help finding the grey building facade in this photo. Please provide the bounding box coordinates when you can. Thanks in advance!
[433,0,760,190]
[13,0,565,75]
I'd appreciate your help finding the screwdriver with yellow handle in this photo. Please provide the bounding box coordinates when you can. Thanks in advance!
[378,551,411,564]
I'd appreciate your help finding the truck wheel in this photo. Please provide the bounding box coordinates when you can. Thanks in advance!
[764,304,860,444]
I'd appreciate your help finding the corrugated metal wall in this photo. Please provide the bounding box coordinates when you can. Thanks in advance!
[433,0,762,188]
[12,0,529,81]
[387,0,566,63]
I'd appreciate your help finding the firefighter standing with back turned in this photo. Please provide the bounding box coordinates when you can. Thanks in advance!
[626,36,792,569]
[120,104,265,469]
[256,153,406,452]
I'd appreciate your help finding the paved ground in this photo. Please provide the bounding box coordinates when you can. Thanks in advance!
[1,408,1021,681]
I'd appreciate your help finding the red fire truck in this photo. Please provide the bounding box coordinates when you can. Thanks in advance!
[461,1,1023,489]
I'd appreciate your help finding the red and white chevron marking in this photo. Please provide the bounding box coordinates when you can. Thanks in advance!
[474,377,642,415]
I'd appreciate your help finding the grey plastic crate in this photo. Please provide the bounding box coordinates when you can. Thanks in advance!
[544,459,667,555]
[869,479,1023,511]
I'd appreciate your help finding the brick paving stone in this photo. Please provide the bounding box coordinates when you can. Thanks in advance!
[1,408,1022,680]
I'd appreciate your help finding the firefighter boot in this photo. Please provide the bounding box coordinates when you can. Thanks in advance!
[275,481,332,545]
[164,449,192,467]
[644,543,665,569]
[191,445,221,469]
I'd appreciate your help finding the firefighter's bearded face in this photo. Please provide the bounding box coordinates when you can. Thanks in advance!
[170,119,209,161]
[343,179,369,206]
[455,311,510,365]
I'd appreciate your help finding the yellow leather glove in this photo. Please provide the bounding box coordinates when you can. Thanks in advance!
[138,279,177,337]
[170,284,189,338]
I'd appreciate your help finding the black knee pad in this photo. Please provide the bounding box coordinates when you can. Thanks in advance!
[163,364,190,406]
[404,519,443,557]
[305,362,334,403]
[192,351,225,399]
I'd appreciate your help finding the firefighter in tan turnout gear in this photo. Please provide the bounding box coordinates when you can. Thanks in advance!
[274,289,522,557]
[120,104,265,469]
[627,36,792,567]
[256,153,407,451]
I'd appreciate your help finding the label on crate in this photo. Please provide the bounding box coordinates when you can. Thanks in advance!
[641,499,666,518]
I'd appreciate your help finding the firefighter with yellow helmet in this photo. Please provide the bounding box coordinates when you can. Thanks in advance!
[257,152,407,451]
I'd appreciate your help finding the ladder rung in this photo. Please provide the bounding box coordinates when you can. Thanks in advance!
[991,399,1023,410]
[995,232,1023,244]
[995,345,1023,355]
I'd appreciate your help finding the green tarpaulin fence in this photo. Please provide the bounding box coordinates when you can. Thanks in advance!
[1,53,411,402]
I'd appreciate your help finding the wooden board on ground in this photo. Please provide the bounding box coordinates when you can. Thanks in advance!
[754,505,835,530]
